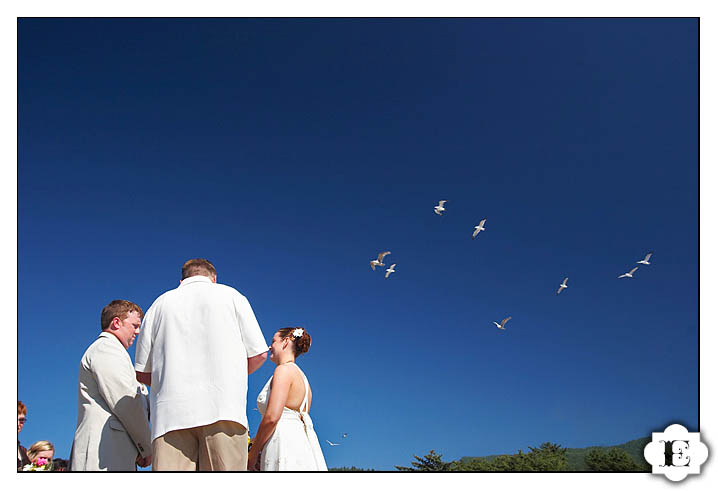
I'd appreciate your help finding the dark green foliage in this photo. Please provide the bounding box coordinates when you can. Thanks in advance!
[452,442,567,471]
[395,449,453,471]
[328,466,377,471]
[458,437,651,471]
[526,442,568,471]
[387,437,652,472]
[451,457,495,471]
[564,438,651,471]
[614,437,652,470]
[585,447,646,471]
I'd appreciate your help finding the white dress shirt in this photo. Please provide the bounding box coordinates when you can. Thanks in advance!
[134,275,268,441]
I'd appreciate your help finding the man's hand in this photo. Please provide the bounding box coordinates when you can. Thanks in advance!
[247,449,260,471]
[136,371,152,387]
[248,352,267,375]
[136,454,152,468]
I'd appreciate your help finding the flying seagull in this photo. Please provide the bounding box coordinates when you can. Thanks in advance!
[493,317,512,330]
[472,219,487,239]
[370,251,391,270]
[385,264,396,279]
[434,200,447,215]
[636,252,653,265]
[618,266,639,279]
[342,433,349,438]
[557,277,568,295]
[326,440,341,446]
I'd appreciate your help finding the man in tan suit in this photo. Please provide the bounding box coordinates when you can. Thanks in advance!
[70,300,152,471]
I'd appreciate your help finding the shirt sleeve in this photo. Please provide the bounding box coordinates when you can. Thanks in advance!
[234,293,269,358]
[134,301,156,373]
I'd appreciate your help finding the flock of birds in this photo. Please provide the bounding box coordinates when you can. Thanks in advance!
[368,199,655,332]
[321,201,653,452]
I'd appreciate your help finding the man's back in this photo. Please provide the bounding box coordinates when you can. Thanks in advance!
[135,275,268,442]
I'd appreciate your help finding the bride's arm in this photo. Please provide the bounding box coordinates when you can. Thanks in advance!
[247,364,293,470]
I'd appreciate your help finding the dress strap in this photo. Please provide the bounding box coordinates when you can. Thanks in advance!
[299,371,309,414]
[288,362,310,413]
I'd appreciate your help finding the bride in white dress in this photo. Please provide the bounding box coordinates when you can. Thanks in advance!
[247,327,327,471]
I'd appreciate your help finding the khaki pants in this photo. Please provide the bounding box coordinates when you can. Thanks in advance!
[152,420,248,471]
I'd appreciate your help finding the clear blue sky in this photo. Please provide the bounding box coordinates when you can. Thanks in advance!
[18,18,698,471]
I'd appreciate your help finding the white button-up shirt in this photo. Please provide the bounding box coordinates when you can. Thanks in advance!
[134,275,268,441]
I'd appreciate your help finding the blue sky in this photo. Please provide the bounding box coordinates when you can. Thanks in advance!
[17,18,698,471]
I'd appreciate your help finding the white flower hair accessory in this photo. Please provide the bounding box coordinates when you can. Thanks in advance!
[292,328,304,338]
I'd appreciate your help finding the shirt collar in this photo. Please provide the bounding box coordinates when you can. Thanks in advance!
[180,275,214,286]
[98,331,123,346]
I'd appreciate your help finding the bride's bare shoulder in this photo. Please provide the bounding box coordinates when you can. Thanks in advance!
[273,363,294,376]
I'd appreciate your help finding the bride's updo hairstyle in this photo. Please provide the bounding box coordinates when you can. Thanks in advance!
[278,327,312,358]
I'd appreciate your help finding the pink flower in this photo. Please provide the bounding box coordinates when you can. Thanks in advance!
[36,457,48,466]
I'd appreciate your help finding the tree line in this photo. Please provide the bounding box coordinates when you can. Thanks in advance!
[393,443,650,471]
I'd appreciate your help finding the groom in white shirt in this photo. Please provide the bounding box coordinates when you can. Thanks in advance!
[134,258,268,471]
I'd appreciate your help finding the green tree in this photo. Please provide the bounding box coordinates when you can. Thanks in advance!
[395,450,452,471]
[490,450,533,471]
[451,457,495,471]
[451,442,567,471]
[525,442,568,471]
[585,447,644,471]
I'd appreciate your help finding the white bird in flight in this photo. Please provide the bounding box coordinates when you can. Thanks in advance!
[434,200,447,215]
[385,264,396,279]
[370,251,391,270]
[472,219,487,239]
[636,252,653,265]
[342,433,349,438]
[557,277,568,295]
[326,440,341,446]
[493,317,512,330]
[618,267,639,279]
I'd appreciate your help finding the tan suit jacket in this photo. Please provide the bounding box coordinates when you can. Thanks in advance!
[70,332,151,471]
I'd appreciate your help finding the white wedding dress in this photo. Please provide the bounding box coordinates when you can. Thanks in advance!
[256,362,328,471]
